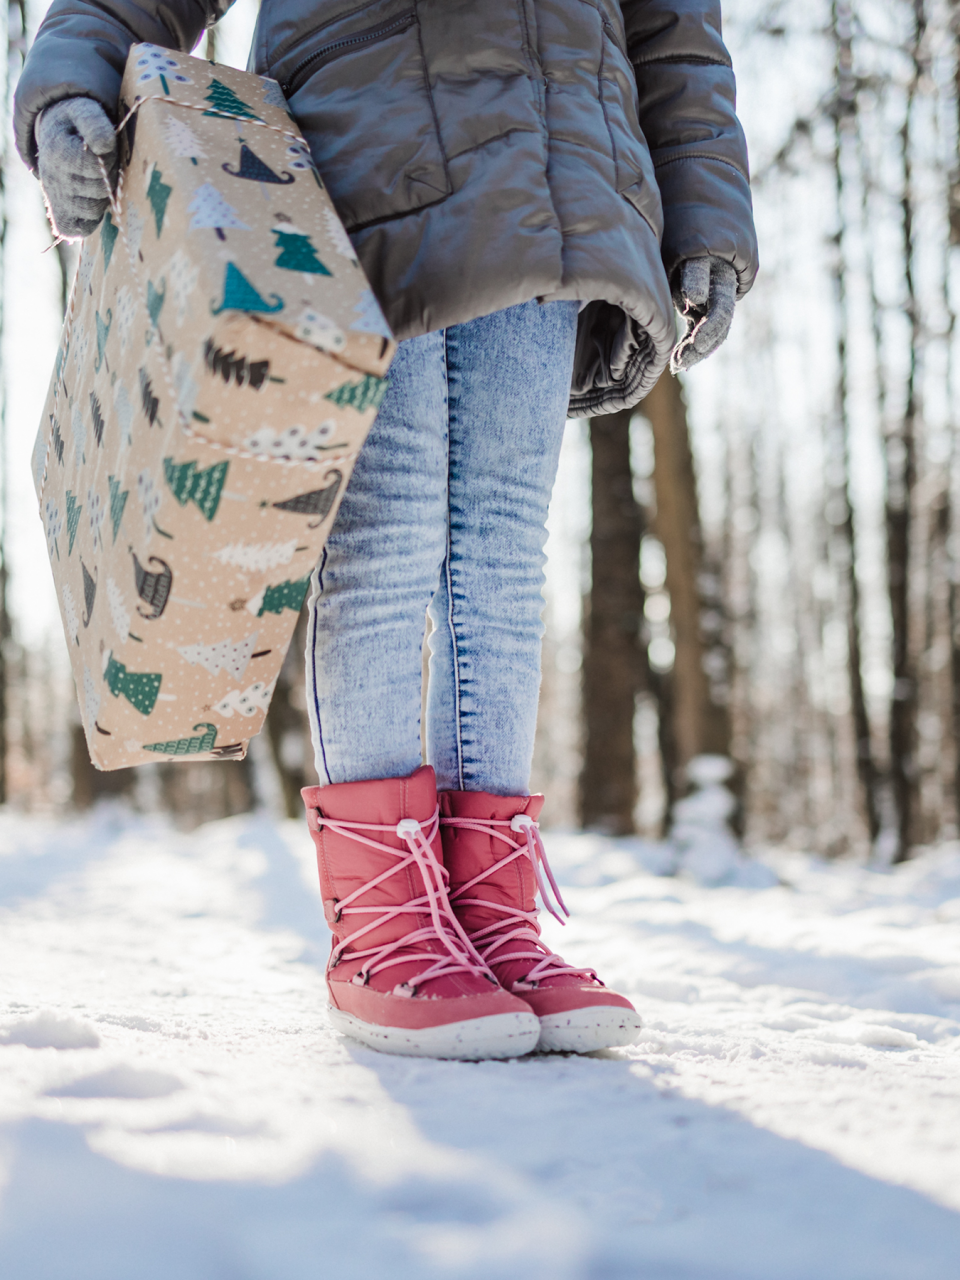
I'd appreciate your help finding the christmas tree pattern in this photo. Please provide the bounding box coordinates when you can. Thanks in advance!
[61,582,79,644]
[104,652,162,716]
[108,476,128,542]
[134,45,192,96]
[126,205,145,260]
[77,250,96,295]
[70,403,86,463]
[113,381,134,448]
[167,250,198,326]
[106,575,130,640]
[213,539,297,572]
[137,469,169,539]
[164,116,207,164]
[177,632,258,682]
[261,79,290,112]
[269,471,342,527]
[146,278,166,331]
[286,140,315,171]
[89,393,106,447]
[71,323,89,379]
[188,183,249,241]
[81,560,97,626]
[116,287,136,352]
[204,79,261,121]
[94,310,112,373]
[172,351,199,421]
[222,144,294,185]
[271,223,331,275]
[132,551,172,619]
[53,340,68,389]
[83,664,101,727]
[101,212,119,270]
[144,722,218,756]
[212,262,283,316]
[203,339,271,390]
[140,368,161,426]
[163,457,229,521]
[86,484,106,554]
[215,680,274,719]
[44,500,63,558]
[147,166,172,237]
[251,575,311,617]
[324,208,358,263]
[324,374,388,414]
[293,306,345,353]
[65,490,82,555]
[51,418,65,465]
[351,289,392,339]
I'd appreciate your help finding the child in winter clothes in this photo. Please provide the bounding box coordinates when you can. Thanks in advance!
[16,0,758,1059]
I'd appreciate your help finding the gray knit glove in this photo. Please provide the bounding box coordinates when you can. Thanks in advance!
[36,98,118,239]
[670,257,738,373]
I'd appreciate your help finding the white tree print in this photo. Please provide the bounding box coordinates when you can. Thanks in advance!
[212,539,298,573]
[177,632,259,682]
[166,249,199,326]
[115,287,137,352]
[106,576,131,640]
[164,116,207,161]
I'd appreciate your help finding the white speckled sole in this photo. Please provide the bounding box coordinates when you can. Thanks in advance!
[537,1007,643,1053]
[327,1007,540,1060]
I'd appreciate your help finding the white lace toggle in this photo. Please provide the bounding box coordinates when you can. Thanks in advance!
[510,814,569,924]
[396,818,423,839]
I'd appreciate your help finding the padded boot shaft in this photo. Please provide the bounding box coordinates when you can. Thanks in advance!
[303,766,493,997]
[440,790,546,991]
[440,788,641,1043]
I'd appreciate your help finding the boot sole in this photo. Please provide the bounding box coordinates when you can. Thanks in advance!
[537,1006,643,1053]
[327,1007,541,1060]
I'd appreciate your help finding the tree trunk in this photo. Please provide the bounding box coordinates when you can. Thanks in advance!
[580,410,646,834]
[829,0,882,845]
[643,371,731,786]
[887,0,925,861]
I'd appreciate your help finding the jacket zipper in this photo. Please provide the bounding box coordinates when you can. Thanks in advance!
[281,11,416,96]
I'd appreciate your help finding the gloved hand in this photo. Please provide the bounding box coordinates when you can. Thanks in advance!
[670,256,738,373]
[36,97,118,239]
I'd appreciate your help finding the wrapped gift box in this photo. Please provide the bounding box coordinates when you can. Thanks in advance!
[32,44,394,769]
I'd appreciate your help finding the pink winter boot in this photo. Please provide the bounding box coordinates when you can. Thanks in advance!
[439,790,642,1053]
[302,765,540,1059]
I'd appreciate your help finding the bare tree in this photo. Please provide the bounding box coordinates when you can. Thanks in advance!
[642,372,731,790]
[580,409,646,833]
[828,0,882,844]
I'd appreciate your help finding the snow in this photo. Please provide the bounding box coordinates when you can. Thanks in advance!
[2,809,960,1278]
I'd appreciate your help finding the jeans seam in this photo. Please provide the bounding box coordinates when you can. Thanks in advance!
[308,549,333,786]
[441,327,465,790]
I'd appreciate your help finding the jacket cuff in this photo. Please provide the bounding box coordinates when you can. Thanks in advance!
[655,156,759,297]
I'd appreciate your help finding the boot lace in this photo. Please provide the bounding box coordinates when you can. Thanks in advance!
[440,813,600,992]
[313,805,495,997]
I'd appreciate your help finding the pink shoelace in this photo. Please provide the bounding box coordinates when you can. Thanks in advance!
[440,813,599,992]
[312,805,494,997]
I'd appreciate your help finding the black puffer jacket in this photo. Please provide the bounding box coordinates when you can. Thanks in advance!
[15,0,758,415]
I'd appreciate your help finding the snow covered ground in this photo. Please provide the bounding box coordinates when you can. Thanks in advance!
[2,807,960,1279]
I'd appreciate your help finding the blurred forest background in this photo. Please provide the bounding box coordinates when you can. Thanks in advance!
[0,0,958,863]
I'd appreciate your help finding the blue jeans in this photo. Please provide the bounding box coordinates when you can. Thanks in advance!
[306,299,579,794]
